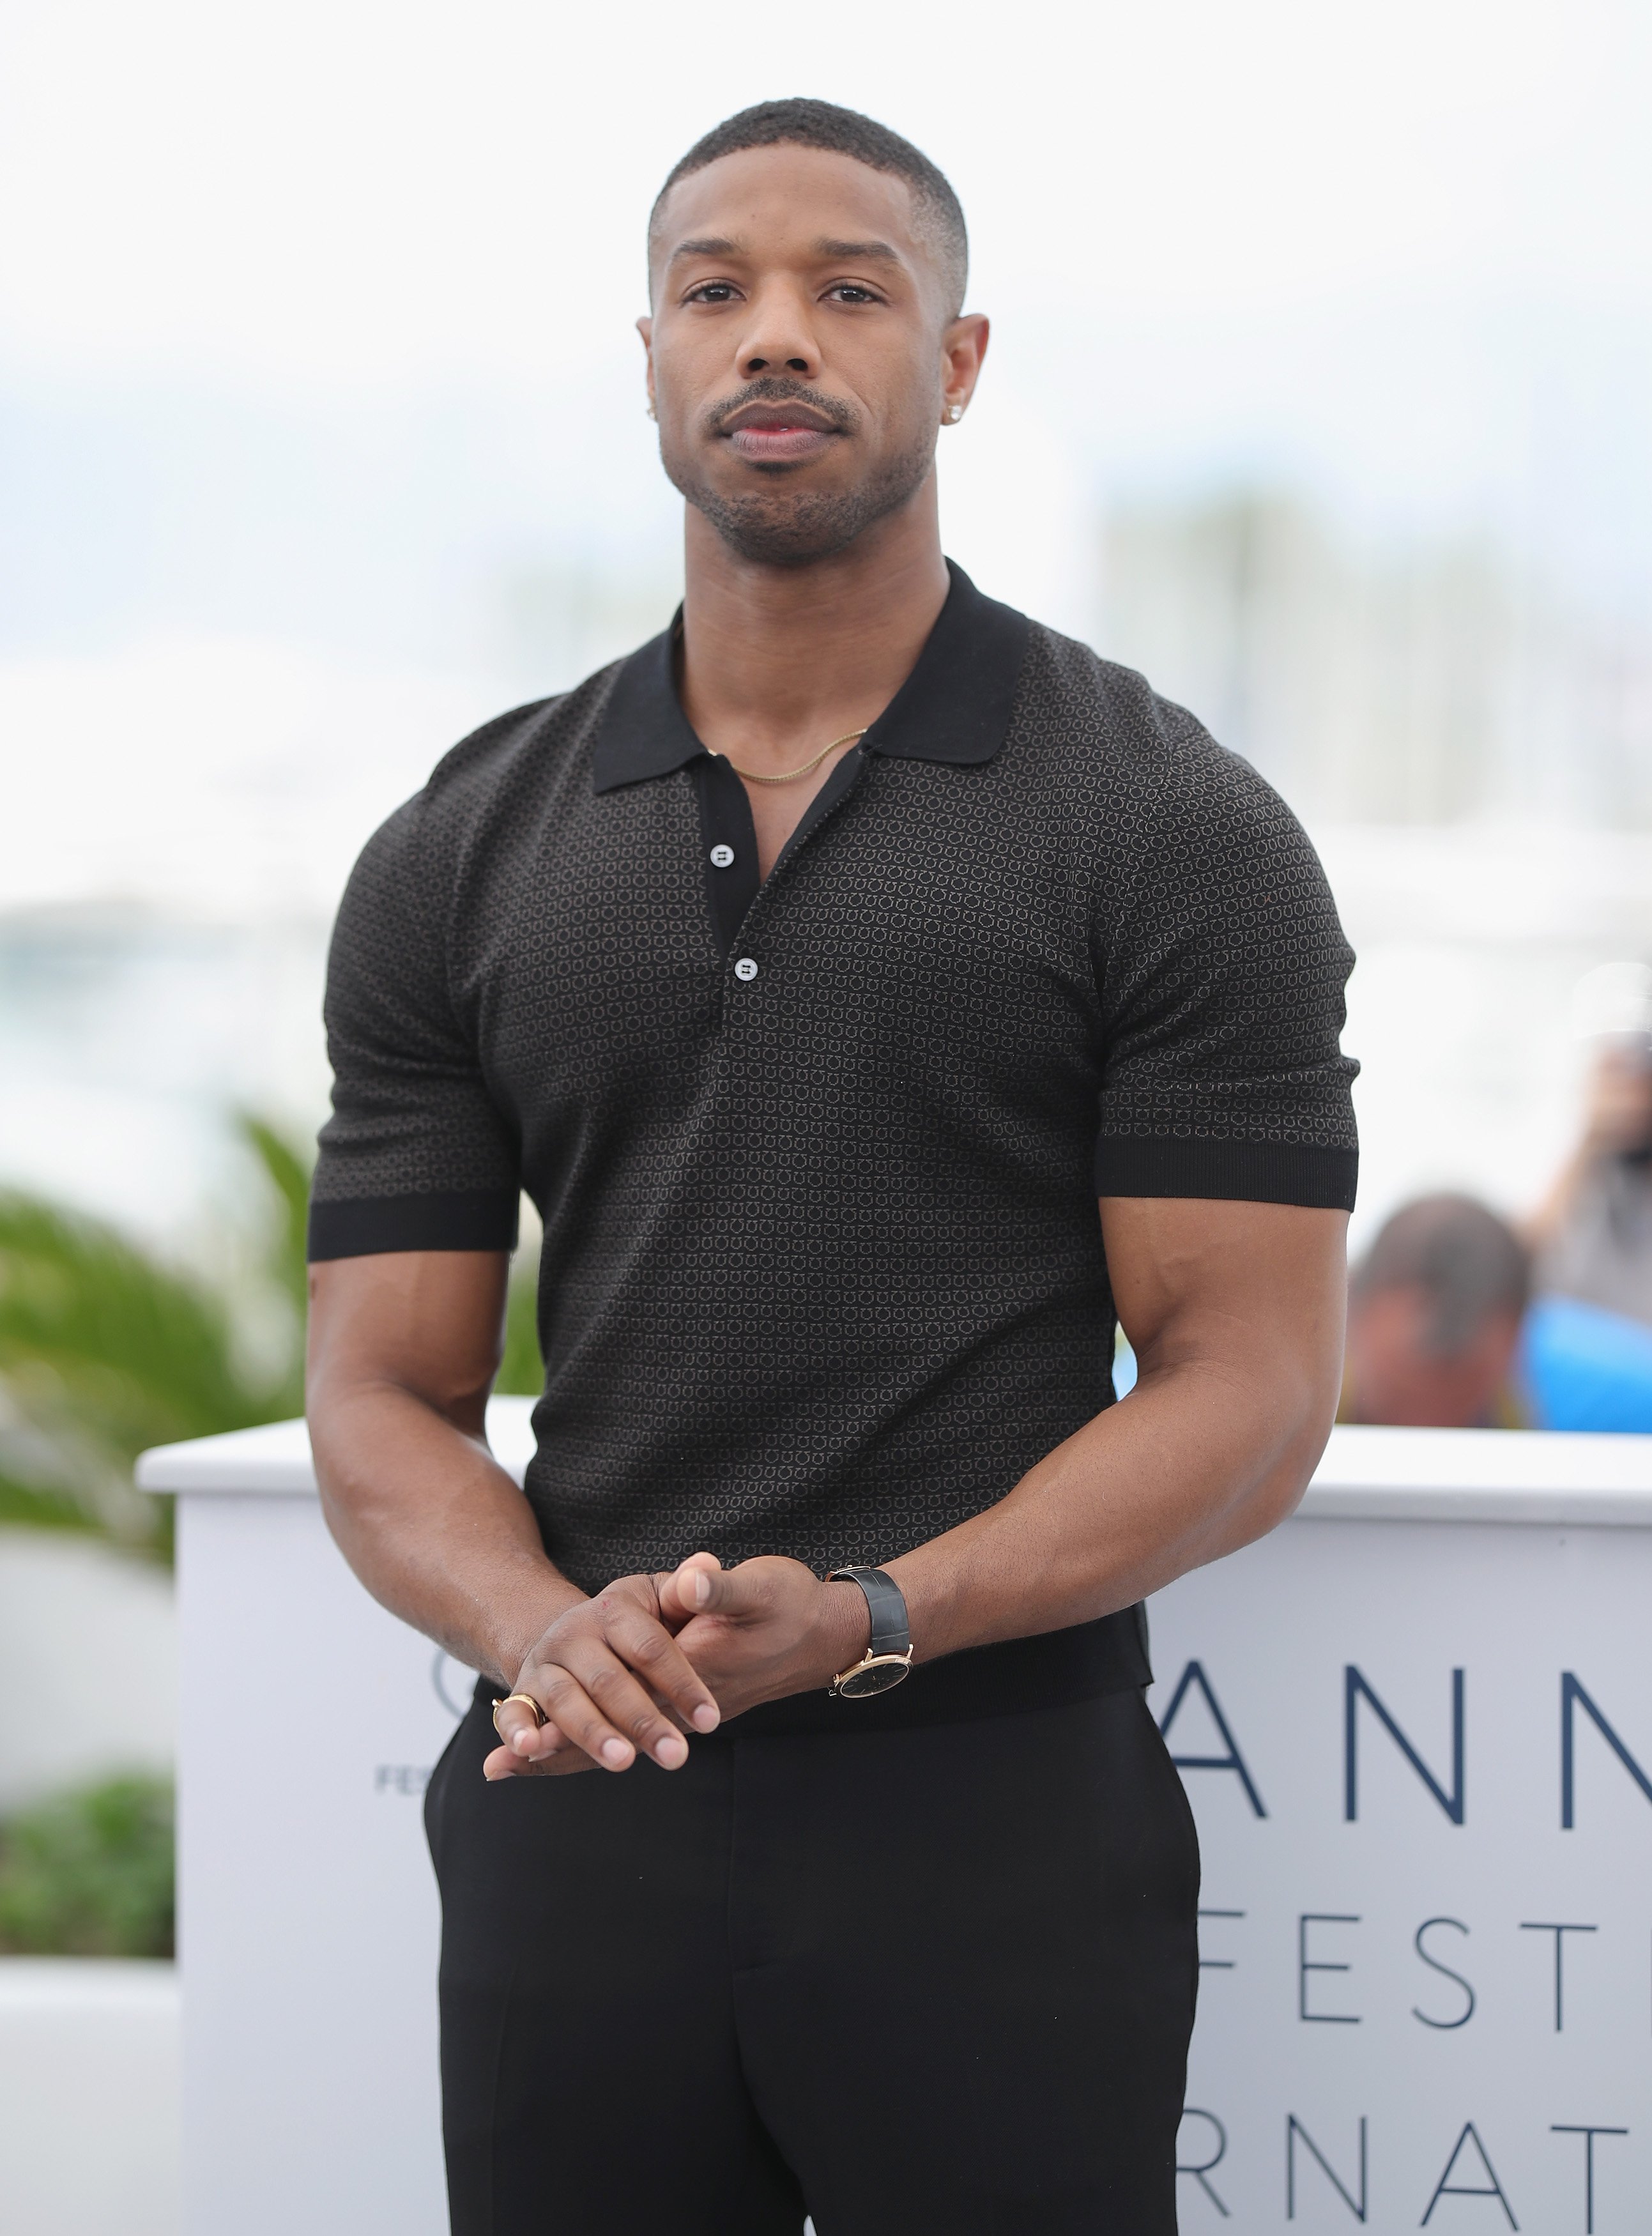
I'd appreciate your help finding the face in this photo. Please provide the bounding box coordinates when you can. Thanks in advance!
[639,144,986,567]
[1343,1287,1521,1429]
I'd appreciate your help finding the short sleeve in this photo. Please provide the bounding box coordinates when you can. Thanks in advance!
[1093,712,1359,1211]
[308,797,521,1259]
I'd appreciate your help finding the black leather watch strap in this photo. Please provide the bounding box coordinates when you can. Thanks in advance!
[827,1566,910,1658]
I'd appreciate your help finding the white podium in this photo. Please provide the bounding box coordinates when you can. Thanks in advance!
[139,1416,1652,2235]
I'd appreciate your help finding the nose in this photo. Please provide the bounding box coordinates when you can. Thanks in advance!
[733,280,818,383]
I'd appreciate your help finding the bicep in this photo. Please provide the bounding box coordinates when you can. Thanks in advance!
[307,1250,511,1433]
[1100,1196,1348,1398]
[306,803,524,1435]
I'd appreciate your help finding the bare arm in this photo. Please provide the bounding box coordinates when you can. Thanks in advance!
[307,1251,564,1686]
[887,1195,1347,1656]
[307,1252,719,1772]
[644,1198,1347,1714]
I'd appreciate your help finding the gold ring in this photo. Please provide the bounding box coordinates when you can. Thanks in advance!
[491,1692,547,1737]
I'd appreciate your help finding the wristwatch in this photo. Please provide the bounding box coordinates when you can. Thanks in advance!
[827,1566,914,1697]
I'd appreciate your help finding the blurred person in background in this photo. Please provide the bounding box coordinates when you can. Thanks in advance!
[1528,1020,1652,1332]
[1341,1194,1529,1428]
[1520,964,1652,1430]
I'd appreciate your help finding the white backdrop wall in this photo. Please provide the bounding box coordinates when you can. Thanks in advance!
[1155,1517,1652,2230]
[142,1413,1652,2235]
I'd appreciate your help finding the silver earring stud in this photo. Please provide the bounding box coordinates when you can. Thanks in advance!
[646,401,657,420]
[945,403,964,424]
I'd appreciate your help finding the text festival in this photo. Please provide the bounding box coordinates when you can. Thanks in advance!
[1162,1659,1650,2228]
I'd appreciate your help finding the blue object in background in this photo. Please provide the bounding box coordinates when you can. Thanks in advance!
[1520,1294,1652,1433]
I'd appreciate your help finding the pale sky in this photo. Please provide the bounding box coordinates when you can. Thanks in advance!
[2,0,1650,911]
[5,0,1648,385]
[4,0,1648,530]
[1,0,1649,1233]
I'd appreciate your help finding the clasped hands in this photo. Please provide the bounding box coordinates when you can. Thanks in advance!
[484,1554,873,1781]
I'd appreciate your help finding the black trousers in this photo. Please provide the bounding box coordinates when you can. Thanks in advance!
[425,1620,1199,2235]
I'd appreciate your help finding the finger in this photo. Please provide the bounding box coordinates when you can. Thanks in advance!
[670,1612,729,1664]
[484,1703,571,1775]
[648,1567,697,1635]
[483,1739,596,1780]
[507,1716,570,1763]
[536,1650,691,1772]
[526,1663,641,1770]
[492,1697,553,1756]
[604,1604,721,1734]
[663,1553,782,1630]
[657,1552,725,1625]
[576,1645,701,1765]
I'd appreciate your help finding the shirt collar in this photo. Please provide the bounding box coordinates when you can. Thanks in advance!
[591,560,1030,795]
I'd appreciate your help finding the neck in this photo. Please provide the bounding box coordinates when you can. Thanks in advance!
[677,473,951,766]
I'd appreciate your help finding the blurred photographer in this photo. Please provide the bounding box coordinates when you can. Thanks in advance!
[1528,963,1652,1332]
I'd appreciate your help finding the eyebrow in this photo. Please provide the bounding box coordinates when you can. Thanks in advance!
[668,236,745,264]
[813,238,903,265]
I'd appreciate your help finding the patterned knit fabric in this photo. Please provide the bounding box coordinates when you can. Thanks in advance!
[310,567,1358,1591]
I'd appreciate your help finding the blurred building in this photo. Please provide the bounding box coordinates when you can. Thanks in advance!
[1098,492,1652,828]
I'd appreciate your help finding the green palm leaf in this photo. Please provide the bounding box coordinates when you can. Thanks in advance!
[0,1115,314,1557]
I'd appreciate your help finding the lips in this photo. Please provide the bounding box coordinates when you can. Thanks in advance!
[720,402,841,466]
[727,422,836,463]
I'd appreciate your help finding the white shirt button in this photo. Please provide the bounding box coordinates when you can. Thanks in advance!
[708,843,735,869]
[733,957,759,983]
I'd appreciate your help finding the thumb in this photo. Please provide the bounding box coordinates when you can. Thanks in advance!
[658,1551,724,1625]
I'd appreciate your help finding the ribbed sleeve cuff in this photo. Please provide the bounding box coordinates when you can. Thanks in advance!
[307,1188,521,1261]
[1094,1135,1358,1211]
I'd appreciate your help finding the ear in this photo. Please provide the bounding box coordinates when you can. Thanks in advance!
[636,316,655,414]
[940,312,990,424]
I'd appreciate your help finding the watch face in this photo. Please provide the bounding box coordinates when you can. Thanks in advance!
[836,1654,912,1699]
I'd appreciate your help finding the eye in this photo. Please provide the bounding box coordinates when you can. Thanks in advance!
[826,284,880,304]
[685,281,740,304]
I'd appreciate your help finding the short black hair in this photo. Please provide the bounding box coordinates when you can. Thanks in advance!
[651,98,968,316]
[1351,1193,1531,1356]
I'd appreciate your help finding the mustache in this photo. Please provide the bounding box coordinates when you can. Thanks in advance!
[700,378,860,439]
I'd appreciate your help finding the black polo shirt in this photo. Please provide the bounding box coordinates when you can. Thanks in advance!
[310,563,1358,1595]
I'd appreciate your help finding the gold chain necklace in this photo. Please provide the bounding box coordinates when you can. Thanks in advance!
[721,730,868,786]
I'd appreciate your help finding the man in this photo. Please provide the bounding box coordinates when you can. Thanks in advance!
[1340,1194,1528,1428]
[307,98,1358,2235]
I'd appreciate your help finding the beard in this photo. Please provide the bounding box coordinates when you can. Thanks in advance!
[661,379,937,567]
